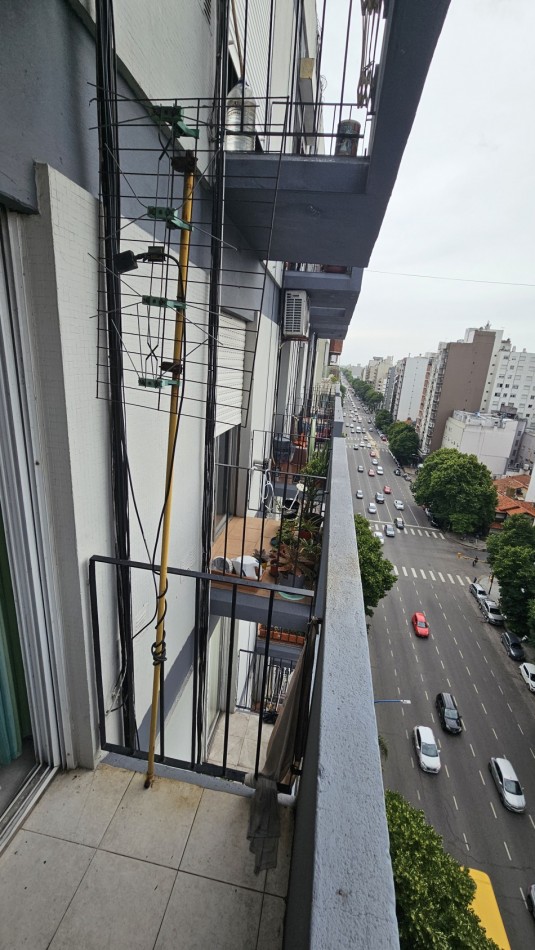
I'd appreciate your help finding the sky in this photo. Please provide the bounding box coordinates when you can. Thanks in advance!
[322,0,535,367]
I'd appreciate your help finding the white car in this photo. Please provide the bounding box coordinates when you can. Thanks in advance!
[394,500,404,510]
[372,458,379,466]
[520,663,535,692]
[355,489,364,499]
[372,530,384,546]
[368,502,377,514]
[413,726,441,774]
[488,757,525,812]
[376,466,384,475]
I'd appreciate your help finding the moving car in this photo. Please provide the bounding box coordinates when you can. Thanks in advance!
[384,523,395,538]
[394,499,404,510]
[368,468,375,477]
[375,492,385,504]
[368,502,377,514]
[377,466,384,475]
[394,517,404,530]
[355,489,364,499]
[383,485,391,494]
[468,581,487,603]
[435,692,462,734]
[412,612,429,638]
[353,445,359,450]
[372,459,379,466]
[480,599,504,626]
[372,530,384,546]
[413,726,441,773]
[369,450,377,458]
[488,757,525,812]
[357,464,364,472]
[394,469,401,476]
[501,630,526,661]
[520,662,535,691]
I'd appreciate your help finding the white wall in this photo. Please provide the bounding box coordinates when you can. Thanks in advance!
[396,356,428,422]
[442,416,517,476]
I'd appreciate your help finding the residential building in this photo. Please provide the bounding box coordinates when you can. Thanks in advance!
[365,355,393,392]
[481,338,535,421]
[393,355,434,425]
[492,474,535,528]
[441,411,524,477]
[382,364,398,415]
[0,1,450,946]
[418,329,498,456]
[348,363,365,380]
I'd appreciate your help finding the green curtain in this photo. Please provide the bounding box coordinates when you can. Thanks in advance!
[0,511,31,765]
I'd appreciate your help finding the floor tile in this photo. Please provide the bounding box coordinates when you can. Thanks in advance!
[0,829,94,950]
[49,849,175,950]
[208,730,244,769]
[257,894,285,949]
[100,773,202,869]
[23,764,133,848]
[180,788,265,890]
[155,871,262,950]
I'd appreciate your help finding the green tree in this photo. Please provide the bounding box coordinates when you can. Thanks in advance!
[413,449,497,535]
[387,422,420,465]
[487,515,535,637]
[386,791,498,950]
[368,390,383,409]
[354,515,397,615]
[375,408,393,430]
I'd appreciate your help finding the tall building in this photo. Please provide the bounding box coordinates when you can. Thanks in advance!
[418,329,498,455]
[365,355,393,392]
[481,339,535,421]
[393,355,434,424]
[0,1,450,945]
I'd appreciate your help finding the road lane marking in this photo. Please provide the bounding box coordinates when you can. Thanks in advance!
[483,654,488,663]
[473,683,479,694]
[393,565,399,575]
[521,887,528,908]
[531,748,535,761]
[417,529,422,536]
[435,645,440,655]
[447,624,452,631]
[453,795,459,811]
[458,649,464,659]
[409,528,415,535]
[463,832,470,851]
[490,669,496,678]
[424,690,429,701]
[416,788,421,800]
[518,722,524,735]
[439,533,445,539]
[504,841,512,862]
[465,576,471,583]
[391,649,394,658]
[440,659,444,669]
[402,566,408,576]
[437,601,442,609]
[529,815,535,831]
[447,678,452,689]
[444,764,450,778]
[492,728,499,740]
[429,570,436,581]
[479,770,486,785]
[469,744,476,757]
[415,654,419,663]
[447,573,454,583]
[453,635,457,645]
[438,572,445,582]
[465,665,471,677]
[490,802,497,819]
[456,575,465,585]
[507,703,512,712]
[411,567,417,578]
[481,703,487,715]
[420,569,426,579]
[424,530,430,537]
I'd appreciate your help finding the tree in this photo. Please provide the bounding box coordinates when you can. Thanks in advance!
[354,515,397,615]
[413,449,497,535]
[375,408,393,431]
[387,422,420,465]
[386,791,499,950]
[487,515,535,637]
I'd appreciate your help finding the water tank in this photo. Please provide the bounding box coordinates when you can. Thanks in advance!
[225,80,257,152]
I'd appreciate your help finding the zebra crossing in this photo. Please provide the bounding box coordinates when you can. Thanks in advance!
[392,565,471,587]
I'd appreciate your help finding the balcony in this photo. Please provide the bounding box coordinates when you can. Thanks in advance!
[224,0,450,267]
[0,421,398,948]
[283,264,363,340]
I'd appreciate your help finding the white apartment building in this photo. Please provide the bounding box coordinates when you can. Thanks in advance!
[365,355,393,392]
[394,355,433,424]
[481,338,535,421]
[442,411,523,477]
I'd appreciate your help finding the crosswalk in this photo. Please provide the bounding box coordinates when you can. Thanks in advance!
[371,524,445,540]
[392,566,471,587]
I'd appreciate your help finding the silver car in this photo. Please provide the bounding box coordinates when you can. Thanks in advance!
[413,726,441,773]
[520,662,535,692]
[488,757,525,813]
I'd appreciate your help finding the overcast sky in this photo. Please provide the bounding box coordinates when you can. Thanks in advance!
[322,0,535,367]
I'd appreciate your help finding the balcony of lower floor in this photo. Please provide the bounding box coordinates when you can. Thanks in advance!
[282,264,363,340]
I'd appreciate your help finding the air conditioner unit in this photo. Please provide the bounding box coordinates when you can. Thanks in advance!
[283,291,310,340]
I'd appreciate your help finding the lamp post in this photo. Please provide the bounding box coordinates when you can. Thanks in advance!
[374,699,411,705]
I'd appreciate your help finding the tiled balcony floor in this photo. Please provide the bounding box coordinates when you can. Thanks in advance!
[0,756,293,950]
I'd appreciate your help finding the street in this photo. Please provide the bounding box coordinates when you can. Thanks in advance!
[344,408,535,949]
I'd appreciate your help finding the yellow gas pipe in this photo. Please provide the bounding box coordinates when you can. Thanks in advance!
[145,155,196,787]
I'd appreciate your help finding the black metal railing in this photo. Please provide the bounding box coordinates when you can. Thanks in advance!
[89,555,315,791]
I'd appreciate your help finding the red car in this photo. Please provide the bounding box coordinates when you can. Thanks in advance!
[370,449,377,457]
[412,612,429,638]
[368,468,376,477]
[383,485,391,494]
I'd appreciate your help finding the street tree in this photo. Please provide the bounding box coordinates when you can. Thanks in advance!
[386,791,498,950]
[387,422,419,465]
[413,449,497,535]
[354,515,397,615]
[487,516,535,637]
[375,408,392,430]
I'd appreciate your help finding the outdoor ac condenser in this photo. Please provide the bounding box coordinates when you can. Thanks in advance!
[283,290,310,340]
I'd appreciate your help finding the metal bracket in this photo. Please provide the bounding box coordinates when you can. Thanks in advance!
[147,206,192,232]
[141,295,186,310]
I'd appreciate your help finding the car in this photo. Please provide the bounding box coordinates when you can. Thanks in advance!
[368,502,377,514]
[501,630,526,661]
[488,757,525,812]
[372,459,379,467]
[384,523,395,538]
[480,598,504,625]
[383,485,391,494]
[393,499,404,510]
[375,492,385,504]
[353,445,359,450]
[370,450,377,458]
[403,474,412,482]
[527,884,535,919]
[520,662,535,691]
[394,516,404,530]
[357,464,364,472]
[394,469,401,476]
[372,530,384,546]
[412,612,429,638]
[355,489,364,499]
[413,726,441,773]
[468,581,487,603]
[435,692,462,734]
[381,435,387,441]
[376,466,384,475]
[368,468,375,477]
[360,441,366,447]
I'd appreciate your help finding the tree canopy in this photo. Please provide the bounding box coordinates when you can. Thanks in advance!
[413,449,497,535]
[487,515,535,637]
[375,408,393,431]
[354,514,397,615]
[387,422,420,464]
[386,791,499,950]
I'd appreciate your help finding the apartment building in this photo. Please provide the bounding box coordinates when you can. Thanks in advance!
[0,1,450,946]
[393,355,434,424]
[442,411,524,477]
[365,355,393,393]
[481,339,535,421]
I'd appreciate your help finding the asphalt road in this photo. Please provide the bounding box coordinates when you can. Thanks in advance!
[343,404,535,949]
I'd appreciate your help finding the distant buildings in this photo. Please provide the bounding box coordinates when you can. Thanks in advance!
[442,411,524,477]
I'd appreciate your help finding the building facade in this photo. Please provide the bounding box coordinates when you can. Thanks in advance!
[442,411,523,477]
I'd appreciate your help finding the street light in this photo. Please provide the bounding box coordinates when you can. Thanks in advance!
[374,699,411,705]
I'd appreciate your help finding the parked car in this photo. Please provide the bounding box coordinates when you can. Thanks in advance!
[435,692,462,734]
[368,502,377,514]
[375,492,385,504]
[488,757,526,812]
[469,581,487,603]
[480,598,504,625]
[372,530,384,546]
[394,499,404,510]
[384,523,395,538]
[355,489,364,499]
[394,517,404,530]
[501,630,526,661]
[394,469,401,476]
[520,662,535,691]
[412,612,429,638]
[413,726,441,773]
